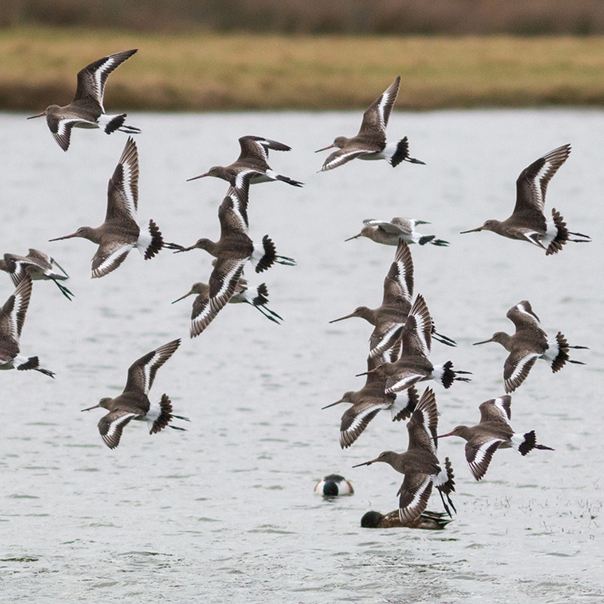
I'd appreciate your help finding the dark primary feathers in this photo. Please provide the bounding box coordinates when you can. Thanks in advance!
[74,49,138,113]
[124,339,181,396]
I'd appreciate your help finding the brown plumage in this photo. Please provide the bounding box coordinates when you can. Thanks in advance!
[27,49,140,151]
[81,339,188,449]
[461,144,590,254]
[439,395,554,480]
[353,388,456,522]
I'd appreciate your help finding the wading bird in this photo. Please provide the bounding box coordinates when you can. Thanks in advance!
[27,49,140,151]
[316,76,425,172]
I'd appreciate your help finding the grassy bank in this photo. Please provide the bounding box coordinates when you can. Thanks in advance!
[3,28,604,110]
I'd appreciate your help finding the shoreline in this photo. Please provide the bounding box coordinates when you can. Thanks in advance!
[3,28,604,111]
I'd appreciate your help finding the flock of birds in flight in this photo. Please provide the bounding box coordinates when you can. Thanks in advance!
[1,48,591,529]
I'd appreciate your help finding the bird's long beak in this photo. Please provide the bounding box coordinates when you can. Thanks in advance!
[81,404,100,412]
[49,233,78,242]
[473,337,494,345]
[172,290,195,304]
[437,432,454,438]
[352,458,379,468]
[322,398,344,410]
[173,244,197,253]
[460,226,484,234]
[329,312,356,324]
[186,172,209,182]
[355,366,378,377]
[27,112,45,120]
[315,144,335,153]
[344,233,362,242]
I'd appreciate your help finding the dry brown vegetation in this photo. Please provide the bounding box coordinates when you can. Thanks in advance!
[5,0,604,35]
[3,28,604,111]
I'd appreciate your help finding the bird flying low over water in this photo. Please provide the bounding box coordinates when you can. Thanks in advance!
[346,217,449,247]
[357,294,470,394]
[438,395,554,481]
[82,339,188,449]
[330,240,455,359]
[187,135,303,187]
[460,144,591,254]
[323,354,419,449]
[0,277,54,378]
[27,49,140,151]
[316,76,425,172]
[171,173,295,335]
[49,137,169,278]
[172,278,283,338]
[0,249,73,300]
[474,300,587,393]
[353,388,456,522]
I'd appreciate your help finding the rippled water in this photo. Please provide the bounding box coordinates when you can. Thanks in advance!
[1,110,603,603]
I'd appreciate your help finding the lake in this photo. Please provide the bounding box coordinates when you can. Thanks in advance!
[1,110,603,603]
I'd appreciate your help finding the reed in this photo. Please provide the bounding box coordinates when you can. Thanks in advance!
[3,28,604,110]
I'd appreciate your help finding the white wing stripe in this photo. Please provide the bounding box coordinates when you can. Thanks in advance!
[92,244,133,278]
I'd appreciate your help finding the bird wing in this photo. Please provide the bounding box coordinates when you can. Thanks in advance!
[369,323,404,360]
[479,396,512,424]
[98,409,139,449]
[91,241,134,279]
[401,294,432,356]
[47,115,82,152]
[25,249,52,267]
[73,49,138,112]
[363,218,409,236]
[339,401,389,449]
[0,276,32,342]
[382,239,414,307]
[106,137,139,221]
[513,144,571,214]
[124,339,181,395]
[319,148,370,172]
[190,258,245,337]
[466,438,504,481]
[506,300,541,331]
[358,76,400,140]
[3,254,33,286]
[218,178,253,236]
[407,388,438,453]
[398,472,432,523]
[503,350,540,393]
[384,368,424,394]
[238,136,291,163]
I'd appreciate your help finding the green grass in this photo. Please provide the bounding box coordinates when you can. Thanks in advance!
[3,28,604,110]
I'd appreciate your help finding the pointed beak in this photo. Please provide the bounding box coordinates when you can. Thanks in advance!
[186,172,209,182]
[460,226,484,234]
[27,111,46,120]
[355,365,379,378]
[173,244,197,254]
[437,432,454,438]
[315,144,335,153]
[81,404,100,412]
[473,338,494,346]
[329,312,356,324]
[322,398,344,410]
[49,233,78,242]
[172,290,195,304]
[352,458,378,468]
[344,233,362,242]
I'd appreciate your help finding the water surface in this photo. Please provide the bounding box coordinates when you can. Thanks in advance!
[1,110,603,603]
